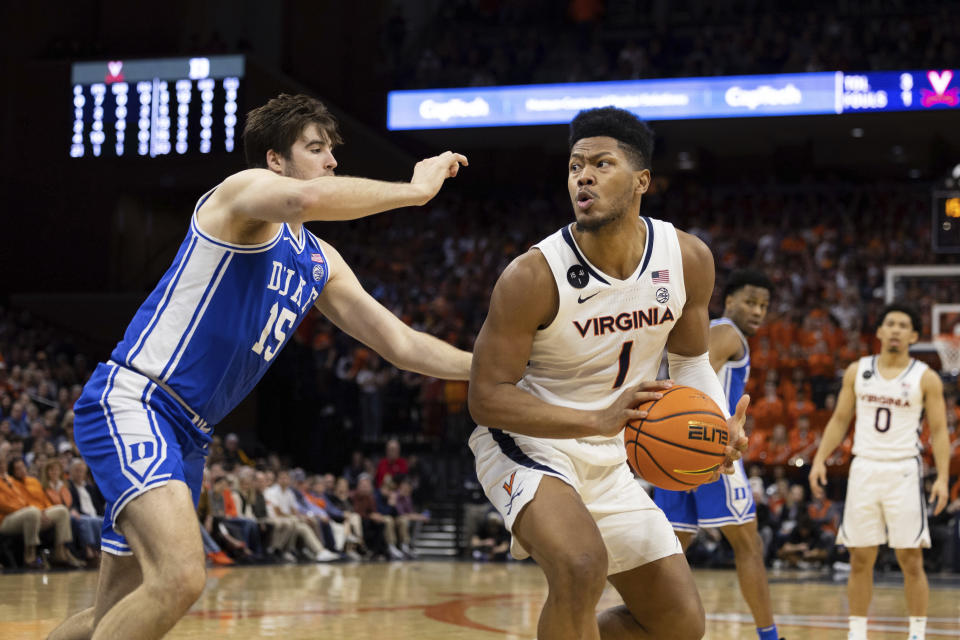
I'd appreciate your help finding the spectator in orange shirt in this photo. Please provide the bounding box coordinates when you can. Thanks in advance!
[807,341,835,378]
[777,343,808,382]
[807,493,841,538]
[767,314,796,352]
[1,457,82,568]
[788,416,820,465]
[42,459,100,562]
[780,234,806,254]
[752,382,786,432]
[749,336,779,384]
[837,332,865,370]
[779,367,811,407]
[787,390,816,426]
[765,424,792,467]
[744,416,768,464]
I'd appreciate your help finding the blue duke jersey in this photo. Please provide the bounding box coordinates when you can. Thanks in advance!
[654,316,755,531]
[112,187,330,428]
[711,317,750,416]
[74,186,331,555]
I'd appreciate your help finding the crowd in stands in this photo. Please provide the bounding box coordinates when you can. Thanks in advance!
[3,174,960,572]
[388,0,955,89]
[193,437,429,567]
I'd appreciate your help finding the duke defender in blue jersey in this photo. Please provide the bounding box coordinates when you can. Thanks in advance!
[654,269,781,640]
[50,94,471,640]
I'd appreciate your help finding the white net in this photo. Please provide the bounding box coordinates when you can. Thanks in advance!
[934,325,960,376]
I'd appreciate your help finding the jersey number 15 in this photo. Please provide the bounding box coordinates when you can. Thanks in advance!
[251,302,297,362]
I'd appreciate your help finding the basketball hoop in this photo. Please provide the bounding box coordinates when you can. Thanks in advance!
[934,327,960,377]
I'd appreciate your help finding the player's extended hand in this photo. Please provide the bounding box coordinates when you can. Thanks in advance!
[410,151,469,204]
[929,476,950,516]
[592,380,675,438]
[808,459,828,500]
[708,394,749,482]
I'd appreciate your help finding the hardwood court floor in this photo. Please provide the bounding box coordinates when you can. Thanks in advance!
[2,561,959,639]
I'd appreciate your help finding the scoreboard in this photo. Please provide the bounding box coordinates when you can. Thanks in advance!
[933,191,960,253]
[388,68,960,129]
[70,55,244,158]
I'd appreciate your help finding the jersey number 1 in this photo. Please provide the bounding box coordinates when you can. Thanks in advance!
[613,341,634,389]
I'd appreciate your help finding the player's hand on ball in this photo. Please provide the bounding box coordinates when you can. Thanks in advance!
[411,151,468,204]
[808,460,828,499]
[711,394,749,481]
[595,380,674,438]
[929,476,949,516]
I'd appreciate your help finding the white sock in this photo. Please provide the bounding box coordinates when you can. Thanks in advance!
[848,616,868,639]
[908,616,926,640]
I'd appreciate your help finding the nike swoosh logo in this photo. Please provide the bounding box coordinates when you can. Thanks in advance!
[578,292,599,303]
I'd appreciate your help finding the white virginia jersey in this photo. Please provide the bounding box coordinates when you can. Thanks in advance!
[852,356,928,460]
[478,217,686,466]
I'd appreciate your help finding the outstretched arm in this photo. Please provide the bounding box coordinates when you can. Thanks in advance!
[215,151,468,225]
[315,240,470,380]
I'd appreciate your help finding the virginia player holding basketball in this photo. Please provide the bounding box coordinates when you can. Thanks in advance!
[655,269,782,640]
[469,107,748,640]
[50,94,471,640]
[809,305,950,640]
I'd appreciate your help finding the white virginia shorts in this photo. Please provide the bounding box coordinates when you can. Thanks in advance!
[836,456,930,549]
[469,427,682,575]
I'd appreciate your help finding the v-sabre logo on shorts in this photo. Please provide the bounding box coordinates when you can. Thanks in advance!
[502,471,525,515]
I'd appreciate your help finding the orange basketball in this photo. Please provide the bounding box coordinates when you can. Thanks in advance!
[624,385,728,491]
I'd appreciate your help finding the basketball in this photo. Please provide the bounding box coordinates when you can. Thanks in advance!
[624,385,729,491]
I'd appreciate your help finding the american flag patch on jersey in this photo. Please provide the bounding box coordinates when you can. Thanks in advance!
[311,253,325,264]
[651,269,670,283]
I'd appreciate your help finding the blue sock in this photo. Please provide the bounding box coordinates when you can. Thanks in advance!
[757,624,779,640]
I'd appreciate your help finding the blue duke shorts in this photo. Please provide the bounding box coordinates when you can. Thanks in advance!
[73,362,210,555]
[653,459,756,532]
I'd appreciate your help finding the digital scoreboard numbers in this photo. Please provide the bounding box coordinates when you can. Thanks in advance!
[933,191,960,254]
[70,55,244,158]
[839,70,959,113]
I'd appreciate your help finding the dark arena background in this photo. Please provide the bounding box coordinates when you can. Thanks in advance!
[1,2,959,638]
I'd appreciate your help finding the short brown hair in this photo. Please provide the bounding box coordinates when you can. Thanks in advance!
[242,93,343,168]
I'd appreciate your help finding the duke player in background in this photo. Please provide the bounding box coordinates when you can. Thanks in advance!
[654,269,781,640]
[49,93,471,640]
[809,305,949,640]
[468,107,748,640]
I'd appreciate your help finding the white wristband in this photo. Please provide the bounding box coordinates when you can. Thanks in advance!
[667,351,731,419]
